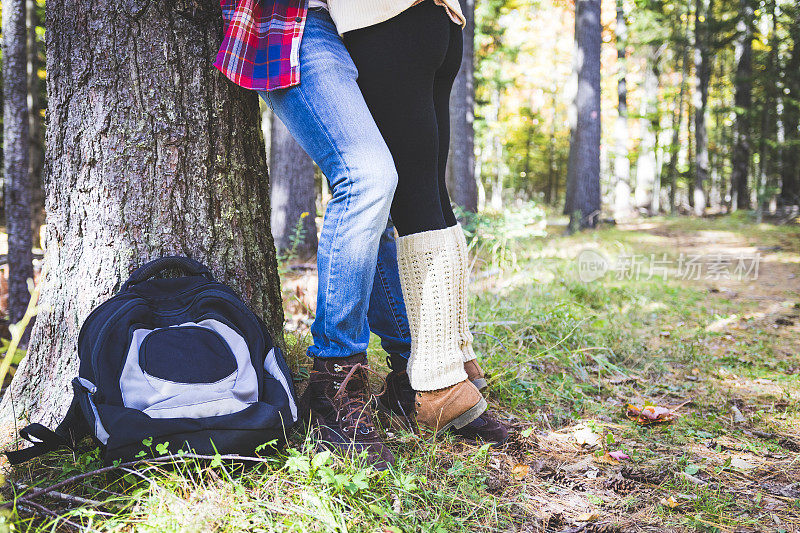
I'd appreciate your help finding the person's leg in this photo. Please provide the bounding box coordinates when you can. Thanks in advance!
[259,8,396,468]
[433,24,461,230]
[263,11,396,362]
[343,2,479,423]
[368,224,416,420]
[345,3,507,442]
[432,25,486,386]
[343,5,449,237]
[367,223,411,368]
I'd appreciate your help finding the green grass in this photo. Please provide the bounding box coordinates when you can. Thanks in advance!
[3,210,799,532]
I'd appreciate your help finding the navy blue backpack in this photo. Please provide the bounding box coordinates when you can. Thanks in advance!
[6,256,297,465]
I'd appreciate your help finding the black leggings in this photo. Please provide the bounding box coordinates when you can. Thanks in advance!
[343,1,462,237]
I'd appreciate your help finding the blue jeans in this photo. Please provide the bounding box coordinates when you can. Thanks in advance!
[260,8,410,361]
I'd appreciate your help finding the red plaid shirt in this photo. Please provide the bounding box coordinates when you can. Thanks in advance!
[214,0,307,91]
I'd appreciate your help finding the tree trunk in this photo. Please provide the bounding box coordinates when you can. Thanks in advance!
[490,87,504,211]
[755,0,778,221]
[269,115,318,257]
[565,0,602,229]
[709,108,723,210]
[612,0,632,220]
[3,0,34,325]
[731,0,753,210]
[545,92,558,205]
[27,0,45,246]
[446,0,478,213]
[692,0,712,216]
[666,16,690,214]
[1,0,284,427]
[780,14,800,208]
[635,47,660,214]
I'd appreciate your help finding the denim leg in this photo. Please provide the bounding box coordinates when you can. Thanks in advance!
[260,9,397,359]
[368,224,412,362]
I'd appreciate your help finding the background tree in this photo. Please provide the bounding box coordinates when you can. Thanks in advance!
[612,0,632,220]
[564,0,602,230]
[269,116,318,257]
[447,0,478,213]
[692,0,712,215]
[780,8,800,208]
[730,0,753,210]
[0,0,284,426]
[2,0,35,326]
[27,0,46,244]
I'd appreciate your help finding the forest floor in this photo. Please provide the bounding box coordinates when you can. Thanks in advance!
[1,213,799,532]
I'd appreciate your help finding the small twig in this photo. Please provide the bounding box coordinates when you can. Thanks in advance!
[14,482,104,507]
[79,482,126,499]
[3,452,272,510]
[16,500,87,531]
[119,467,155,484]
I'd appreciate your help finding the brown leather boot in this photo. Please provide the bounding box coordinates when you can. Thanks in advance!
[464,359,487,390]
[381,359,509,444]
[415,379,487,432]
[308,354,394,470]
[450,411,510,444]
[377,356,416,424]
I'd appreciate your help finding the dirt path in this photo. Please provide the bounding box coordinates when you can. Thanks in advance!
[503,220,800,532]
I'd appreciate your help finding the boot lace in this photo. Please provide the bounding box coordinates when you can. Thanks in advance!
[314,363,386,436]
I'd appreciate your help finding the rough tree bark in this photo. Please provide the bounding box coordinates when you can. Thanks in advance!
[446,0,478,213]
[564,0,602,229]
[692,0,712,216]
[270,115,318,257]
[612,0,632,220]
[27,0,46,246]
[3,0,35,325]
[731,0,753,210]
[1,0,284,427]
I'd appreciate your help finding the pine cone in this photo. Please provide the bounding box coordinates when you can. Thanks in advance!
[541,512,568,532]
[485,475,505,495]
[538,466,586,491]
[604,473,637,494]
[620,465,669,485]
[584,522,622,533]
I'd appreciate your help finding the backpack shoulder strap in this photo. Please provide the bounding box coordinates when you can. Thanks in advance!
[4,393,87,465]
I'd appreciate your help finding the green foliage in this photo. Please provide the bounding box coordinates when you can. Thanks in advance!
[4,216,799,532]
[276,212,310,271]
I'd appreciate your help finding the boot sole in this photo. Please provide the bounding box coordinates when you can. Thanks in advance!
[439,396,488,432]
[471,378,488,391]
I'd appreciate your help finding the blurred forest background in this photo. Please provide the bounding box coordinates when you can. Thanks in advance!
[266,0,800,259]
[1,0,799,288]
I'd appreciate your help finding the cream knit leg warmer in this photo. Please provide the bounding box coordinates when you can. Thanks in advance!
[450,224,476,363]
[397,227,469,392]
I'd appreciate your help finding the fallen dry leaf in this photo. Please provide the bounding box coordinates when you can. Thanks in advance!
[575,512,599,522]
[594,453,620,465]
[511,463,530,480]
[626,404,678,425]
[660,495,680,509]
[729,456,757,470]
[573,426,602,447]
[608,450,630,461]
